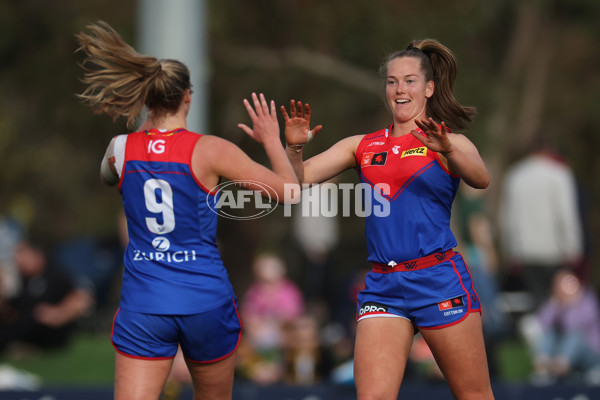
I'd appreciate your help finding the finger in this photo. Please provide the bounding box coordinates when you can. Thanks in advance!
[269,99,276,119]
[420,118,438,133]
[289,99,297,118]
[251,92,263,117]
[243,98,257,120]
[311,124,323,137]
[410,129,427,143]
[440,121,449,134]
[414,119,428,132]
[237,123,254,136]
[427,117,440,130]
[280,105,290,122]
[304,103,312,123]
[259,93,269,115]
[421,118,435,130]
[296,101,303,118]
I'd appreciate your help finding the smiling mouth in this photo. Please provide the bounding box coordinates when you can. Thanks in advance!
[395,99,410,104]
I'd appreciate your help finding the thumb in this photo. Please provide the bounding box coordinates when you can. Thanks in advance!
[309,125,323,140]
[238,124,259,142]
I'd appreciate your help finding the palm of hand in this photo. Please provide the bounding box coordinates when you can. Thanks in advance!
[285,117,310,146]
[413,118,452,153]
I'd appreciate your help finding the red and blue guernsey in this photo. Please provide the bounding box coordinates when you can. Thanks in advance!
[355,126,461,265]
[113,129,234,315]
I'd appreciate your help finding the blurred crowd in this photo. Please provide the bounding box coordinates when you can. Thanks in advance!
[0,217,123,357]
[0,141,599,393]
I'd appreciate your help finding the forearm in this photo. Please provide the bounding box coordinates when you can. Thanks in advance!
[285,145,305,183]
[263,138,299,184]
[443,147,489,189]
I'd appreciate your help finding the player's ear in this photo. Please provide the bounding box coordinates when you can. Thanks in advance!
[425,81,434,99]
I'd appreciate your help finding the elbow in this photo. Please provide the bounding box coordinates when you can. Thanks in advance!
[463,172,490,190]
[476,175,490,189]
[472,175,490,190]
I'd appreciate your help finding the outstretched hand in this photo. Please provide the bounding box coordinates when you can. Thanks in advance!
[238,92,279,145]
[411,118,453,154]
[280,99,323,146]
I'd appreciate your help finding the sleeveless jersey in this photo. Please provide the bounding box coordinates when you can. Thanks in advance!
[355,126,460,264]
[114,128,234,315]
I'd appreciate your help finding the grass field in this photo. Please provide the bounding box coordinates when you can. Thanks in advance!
[0,332,533,387]
[0,333,114,386]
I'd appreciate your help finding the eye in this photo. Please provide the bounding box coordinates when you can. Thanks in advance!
[386,79,398,86]
[406,79,415,84]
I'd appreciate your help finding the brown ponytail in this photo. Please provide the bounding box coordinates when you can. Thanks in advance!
[381,39,475,131]
[75,21,190,129]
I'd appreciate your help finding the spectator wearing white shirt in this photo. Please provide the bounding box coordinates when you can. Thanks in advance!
[499,143,584,309]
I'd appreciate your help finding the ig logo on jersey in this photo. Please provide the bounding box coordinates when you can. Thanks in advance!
[148,139,166,154]
[152,237,171,251]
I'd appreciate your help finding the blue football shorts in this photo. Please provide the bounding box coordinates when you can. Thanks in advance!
[357,252,481,329]
[112,297,242,363]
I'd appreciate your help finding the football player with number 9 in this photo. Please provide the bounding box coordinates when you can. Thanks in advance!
[76,21,299,400]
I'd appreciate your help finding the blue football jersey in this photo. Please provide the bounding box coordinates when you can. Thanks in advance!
[114,129,234,314]
[355,127,460,264]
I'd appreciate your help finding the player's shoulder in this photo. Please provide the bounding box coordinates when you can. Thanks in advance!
[363,128,387,140]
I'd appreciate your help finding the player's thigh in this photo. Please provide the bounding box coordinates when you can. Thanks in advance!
[186,353,237,400]
[114,351,173,400]
[420,313,494,400]
[354,317,414,400]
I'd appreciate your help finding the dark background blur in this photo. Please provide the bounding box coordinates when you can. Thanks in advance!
[0,0,599,297]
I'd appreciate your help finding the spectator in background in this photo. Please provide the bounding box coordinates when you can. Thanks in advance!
[526,269,600,384]
[0,239,94,353]
[499,142,583,309]
[281,314,334,385]
[237,253,304,384]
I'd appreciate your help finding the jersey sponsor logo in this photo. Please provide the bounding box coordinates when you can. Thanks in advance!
[152,237,171,251]
[359,302,389,316]
[391,145,401,154]
[401,147,427,158]
[361,151,388,167]
[438,295,464,311]
[148,139,166,154]
[366,141,386,147]
[132,249,197,262]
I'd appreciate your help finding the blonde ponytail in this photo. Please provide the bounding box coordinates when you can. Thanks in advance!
[76,21,190,129]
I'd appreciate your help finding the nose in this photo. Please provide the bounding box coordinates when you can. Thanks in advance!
[395,81,406,94]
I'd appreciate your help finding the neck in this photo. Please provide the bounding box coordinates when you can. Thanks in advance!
[390,120,419,137]
[145,111,187,131]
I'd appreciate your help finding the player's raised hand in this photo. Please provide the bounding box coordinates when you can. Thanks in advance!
[238,92,279,145]
[411,118,453,154]
[280,99,322,147]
